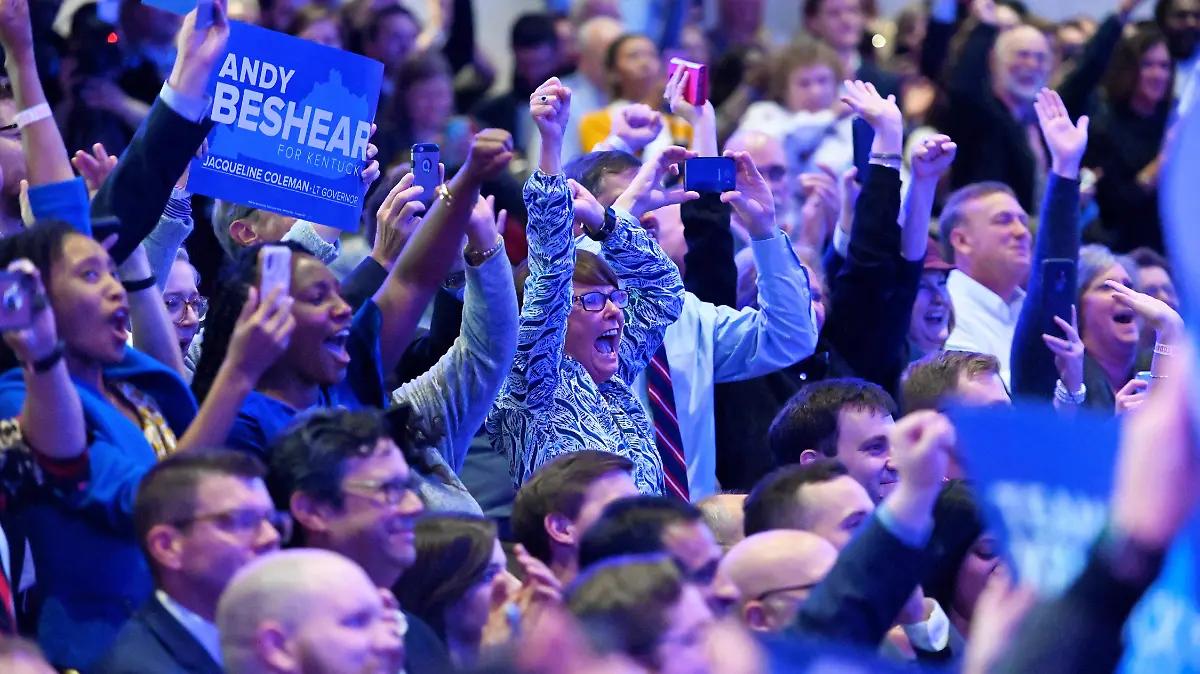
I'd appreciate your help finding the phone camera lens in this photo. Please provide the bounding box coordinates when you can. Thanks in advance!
[2,286,22,312]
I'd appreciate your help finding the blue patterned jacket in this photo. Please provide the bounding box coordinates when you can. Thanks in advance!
[487,171,684,494]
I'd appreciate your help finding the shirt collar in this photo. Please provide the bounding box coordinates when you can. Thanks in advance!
[157,590,223,666]
[947,270,1025,323]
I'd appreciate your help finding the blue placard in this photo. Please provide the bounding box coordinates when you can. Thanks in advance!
[186,21,383,231]
[142,0,195,15]
[951,404,1200,672]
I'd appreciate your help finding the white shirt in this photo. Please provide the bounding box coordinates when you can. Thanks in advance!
[157,590,223,666]
[580,232,818,499]
[944,270,1026,386]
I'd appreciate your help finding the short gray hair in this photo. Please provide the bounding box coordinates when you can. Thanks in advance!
[211,201,260,258]
[938,182,1018,262]
[1078,244,1138,300]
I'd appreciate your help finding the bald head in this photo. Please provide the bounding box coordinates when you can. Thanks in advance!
[578,17,624,85]
[698,493,747,551]
[218,549,385,674]
[725,131,790,216]
[991,24,1052,103]
[718,530,838,631]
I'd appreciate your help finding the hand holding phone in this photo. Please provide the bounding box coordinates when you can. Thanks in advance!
[683,157,735,194]
[411,144,440,206]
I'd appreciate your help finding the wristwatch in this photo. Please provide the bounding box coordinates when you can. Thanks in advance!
[585,206,618,242]
[442,271,466,292]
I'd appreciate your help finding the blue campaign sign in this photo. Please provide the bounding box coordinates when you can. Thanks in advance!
[186,21,383,231]
[951,404,1200,672]
[142,0,194,15]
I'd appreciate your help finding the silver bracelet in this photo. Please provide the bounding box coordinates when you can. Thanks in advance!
[1054,379,1087,405]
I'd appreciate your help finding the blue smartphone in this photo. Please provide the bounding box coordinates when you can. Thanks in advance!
[411,143,440,206]
[852,117,874,179]
[683,157,735,194]
[195,0,214,29]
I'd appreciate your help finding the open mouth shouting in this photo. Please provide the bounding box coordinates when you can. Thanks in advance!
[324,327,351,366]
[595,327,620,358]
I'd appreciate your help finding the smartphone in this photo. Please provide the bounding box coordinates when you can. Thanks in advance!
[683,157,735,194]
[667,58,709,106]
[1136,371,1153,383]
[411,143,440,207]
[852,117,874,180]
[92,217,121,247]
[0,272,37,332]
[195,0,214,29]
[1041,259,1076,339]
[259,245,292,300]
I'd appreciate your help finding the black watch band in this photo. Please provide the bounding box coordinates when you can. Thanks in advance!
[27,340,65,373]
[122,276,157,293]
[586,206,617,242]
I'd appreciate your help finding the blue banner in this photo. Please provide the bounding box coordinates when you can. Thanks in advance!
[186,21,383,231]
[952,404,1200,672]
[142,0,194,15]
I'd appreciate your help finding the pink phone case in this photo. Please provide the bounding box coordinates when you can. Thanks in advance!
[668,58,709,106]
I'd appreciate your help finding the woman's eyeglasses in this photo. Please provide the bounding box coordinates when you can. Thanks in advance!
[573,289,629,312]
[164,296,208,322]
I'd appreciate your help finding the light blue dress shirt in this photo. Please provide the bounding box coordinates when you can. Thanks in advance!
[580,230,818,499]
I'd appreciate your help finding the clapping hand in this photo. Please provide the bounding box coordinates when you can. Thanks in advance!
[1106,280,1185,343]
[910,134,958,182]
[612,145,699,218]
[721,150,777,239]
[1042,305,1085,395]
[1034,88,1089,179]
[611,103,664,155]
[168,0,230,99]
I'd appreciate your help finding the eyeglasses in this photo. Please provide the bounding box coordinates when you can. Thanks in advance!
[342,477,419,507]
[173,507,293,544]
[754,581,819,602]
[573,289,629,312]
[164,295,208,322]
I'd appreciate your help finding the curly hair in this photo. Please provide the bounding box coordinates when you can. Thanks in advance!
[190,240,315,402]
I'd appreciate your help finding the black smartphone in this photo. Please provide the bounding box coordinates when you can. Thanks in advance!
[92,216,121,247]
[0,272,37,332]
[852,117,874,179]
[411,143,440,206]
[683,157,736,194]
[1041,259,1076,339]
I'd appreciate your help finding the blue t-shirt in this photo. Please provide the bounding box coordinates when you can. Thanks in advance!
[225,299,386,459]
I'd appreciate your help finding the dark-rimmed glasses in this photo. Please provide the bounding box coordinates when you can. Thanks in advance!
[173,507,292,543]
[574,289,629,312]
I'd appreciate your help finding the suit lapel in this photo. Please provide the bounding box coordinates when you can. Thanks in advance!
[143,598,223,674]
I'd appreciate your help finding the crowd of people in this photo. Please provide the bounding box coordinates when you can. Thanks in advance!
[0,0,1197,672]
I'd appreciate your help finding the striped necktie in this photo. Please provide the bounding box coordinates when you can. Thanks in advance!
[646,346,689,500]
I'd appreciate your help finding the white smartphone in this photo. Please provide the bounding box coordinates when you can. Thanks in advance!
[259,246,292,299]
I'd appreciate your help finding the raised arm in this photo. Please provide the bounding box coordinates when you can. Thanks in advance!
[711,151,818,381]
[3,260,86,460]
[824,81,913,393]
[371,129,512,374]
[1056,0,1141,118]
[121,244,187,377]
[665,68,718,158]
[1011,89,1086,401]
[390,195,517,473]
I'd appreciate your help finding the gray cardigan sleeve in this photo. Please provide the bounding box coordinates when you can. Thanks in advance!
[389,246,518,473]
[144,214,195,291]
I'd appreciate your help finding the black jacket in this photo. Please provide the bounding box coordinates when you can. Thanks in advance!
[93,598,222,674]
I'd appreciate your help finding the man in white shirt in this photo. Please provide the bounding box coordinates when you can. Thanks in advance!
[570,149,818,501]
[94,450,284,674]
[561,17,624,162]
[940,182,1032,385]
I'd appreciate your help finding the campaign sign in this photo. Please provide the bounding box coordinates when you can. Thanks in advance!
[951,404,1200,673]
[187,21,383,231]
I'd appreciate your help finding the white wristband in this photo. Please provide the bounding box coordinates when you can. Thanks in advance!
[15,103,51,129]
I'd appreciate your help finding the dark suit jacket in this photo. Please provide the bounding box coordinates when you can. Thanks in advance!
[92,597,222,674]
[404,610,454,673]
[91,98,214,265]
